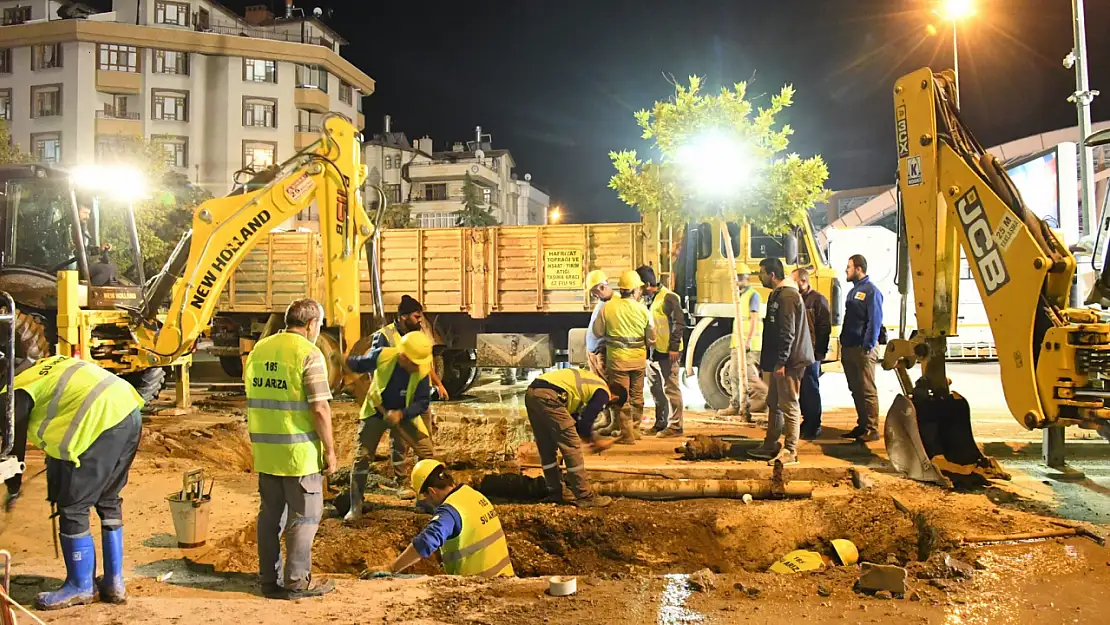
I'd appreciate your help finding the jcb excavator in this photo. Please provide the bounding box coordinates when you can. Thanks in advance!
[884,67,1110,486]
[0,113,371,402]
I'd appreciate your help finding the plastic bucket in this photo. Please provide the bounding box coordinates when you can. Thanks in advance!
[167,494,211,548]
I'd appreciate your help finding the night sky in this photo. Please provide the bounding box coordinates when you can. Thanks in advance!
[228,1,1110,222]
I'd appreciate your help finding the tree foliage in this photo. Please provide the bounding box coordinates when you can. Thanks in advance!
[454,174,497,228]
[0,121,33,165]
[379,202,416,229]
[609,76,830,234]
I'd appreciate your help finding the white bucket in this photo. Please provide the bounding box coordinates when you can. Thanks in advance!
[167,494,212,548]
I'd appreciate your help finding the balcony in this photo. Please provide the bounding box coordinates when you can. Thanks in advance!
[94,110,141,135]
[408,161,500,186]
[295,125,320,151]
[408,198,464,214]
[96,70,141,95]
[294,86,328,113]
[203,23,335,49]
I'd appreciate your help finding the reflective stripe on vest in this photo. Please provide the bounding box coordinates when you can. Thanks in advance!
[14,355,142,466]
[360,348,426,421]
[536,368,609,415]
[376,323,401,348]
[245,332,323,476]
[601,298,650,365]
[650,286,684,353]
[731,288,762,349]
[439,485,514,578]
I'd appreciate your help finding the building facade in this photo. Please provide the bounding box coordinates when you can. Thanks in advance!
[0,0,372,197]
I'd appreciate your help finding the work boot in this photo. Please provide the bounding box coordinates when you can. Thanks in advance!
[36,533,97,610]
[801,427,823,441]
[656,428,684,439]
[717,406,740,418]
[344,472,367,523]
[769,450,799,466]
[841,427,867,439]
[572,495,613,509]
[97,526,127,604]
[857,429,880,442]
[746,444,780,461]
[276,578,336,600]
[615,416,637,445]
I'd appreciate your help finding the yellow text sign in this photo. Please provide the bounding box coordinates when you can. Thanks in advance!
[544,249,583,290]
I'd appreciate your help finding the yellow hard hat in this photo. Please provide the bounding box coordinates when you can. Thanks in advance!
[399,331,433,371]
[586,270,609,291]
[618,270,644,290]
[736,263,752,275]
[411,458,445,493]
[830,539,859,566]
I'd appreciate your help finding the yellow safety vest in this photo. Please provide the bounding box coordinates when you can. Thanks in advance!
[14,355,142,466]
[731,288,763,349]
[650,286,684,352]
[360,348,428,430]
[440,485,514,577]
[245,332,324,477]
[536,368,609,415]
[601,297,651,366]
[375,323,401,347]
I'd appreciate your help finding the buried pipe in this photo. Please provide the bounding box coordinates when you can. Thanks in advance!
[596,478,813,500]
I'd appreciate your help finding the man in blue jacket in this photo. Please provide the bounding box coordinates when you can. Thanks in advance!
[840,254,884,442]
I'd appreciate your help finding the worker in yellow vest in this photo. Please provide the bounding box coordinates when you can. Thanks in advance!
[584,270,617,432]
[385,459,514,578]
[2,355,143,610]
[719,264,768,420]
[246,298,338,600]
[591,270,654,444]
[525,367,615,507]
[345,331,437,522]
[636,265,685,437]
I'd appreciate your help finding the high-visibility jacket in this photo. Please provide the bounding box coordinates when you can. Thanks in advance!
[14,355,142,466]
[535,368,609,416]
[601,297,651,366]
[375,323,401,347]
[440,485,514,577]
[731,288,763,349]
[360,347,428,423]
[245,332,324,477]
[650,286,684,353]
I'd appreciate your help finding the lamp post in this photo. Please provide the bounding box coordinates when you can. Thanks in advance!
[1065,0,1099,237]
[937,0,975,109]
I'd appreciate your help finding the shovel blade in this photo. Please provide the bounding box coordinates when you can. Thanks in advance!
[884,394,950,486]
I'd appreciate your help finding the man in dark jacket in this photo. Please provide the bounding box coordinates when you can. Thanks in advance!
[840,254,884,442]
[792,268,832,440]
[748,258,813,466]
[636,265,685,437]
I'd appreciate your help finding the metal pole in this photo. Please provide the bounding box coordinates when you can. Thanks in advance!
[952,23,960,109]
[1070,0,1098,236]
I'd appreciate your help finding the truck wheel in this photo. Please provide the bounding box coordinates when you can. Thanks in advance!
[218,356,243,379]
[124,367,167,406]
[697,336,734,410]
[13,310,53,361]
[440,349,478,399]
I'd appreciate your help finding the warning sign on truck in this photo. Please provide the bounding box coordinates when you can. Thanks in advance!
[543,249,583,290]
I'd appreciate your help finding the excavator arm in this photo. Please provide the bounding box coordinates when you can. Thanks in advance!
[886,68,1110,485]
[133,114,371,366]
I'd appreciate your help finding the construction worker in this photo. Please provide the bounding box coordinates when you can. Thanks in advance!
[792,267,832,440]
[246,298,337,600]
[591,270,654,445]
[718,264,768,420]
[840,254,884,442]
[1,355,143,610]
[345,331,436,521]
[372,294,446,488]
[525,367,615,507]
[636,265,685,437]
[383,460,513,578]
[585,270,616,432]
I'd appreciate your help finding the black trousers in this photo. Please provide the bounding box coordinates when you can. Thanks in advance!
[46,409,141,536]
[799,361,823,433]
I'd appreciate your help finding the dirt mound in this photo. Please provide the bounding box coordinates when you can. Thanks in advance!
[140,420,254,472]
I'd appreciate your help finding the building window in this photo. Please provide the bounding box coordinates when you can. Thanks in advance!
[416,213,456,228]
[151,90,188,121]
[0,89,9,121]
[2,6,31,25]
[243,58,276,83]
[155,1,190,26]
[153,135,188,168]
[423,184,448,201]
[243,98,277,128]
[0,49,11,74]
[243,141,276,169]
[481,187,492,205]
[30,85,61,118]
[339,81,352,105]
[295,64,328,93]
[97,95,138,120]
[98,44,138,73]
[384,184,401,203]
[31,133,61,163]
[152,49,188,75]
[384,154,393,170]
[31,44,63,71]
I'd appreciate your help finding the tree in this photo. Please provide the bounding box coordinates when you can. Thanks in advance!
[0,121,33,164]
[454,174,497,228]
[379,202,416,229]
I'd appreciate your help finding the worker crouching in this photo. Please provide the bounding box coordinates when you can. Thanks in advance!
[525,367,615,508]
[2,355,143,610]
[385,460,514,578]
[591,270,655,445]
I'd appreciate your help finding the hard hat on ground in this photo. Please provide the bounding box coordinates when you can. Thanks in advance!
[830,539,858,566]
[736,263,752,275]
[411,458,445,493]
[399,331,433,370]
[586,270,609,291]
[618,270,645,290]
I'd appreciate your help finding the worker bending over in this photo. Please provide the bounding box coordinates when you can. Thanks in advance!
[386,460,514,578]
[2,355,143,610]
[719,264,768,419]
[346,331,437,521]
[637,265,685,437]
[246,299,337,599]
[591,270,654,445]
[584,270,617,433]
[525,367,615,508]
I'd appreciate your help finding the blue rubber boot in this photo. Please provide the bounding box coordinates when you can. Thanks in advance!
[97,527,127,603]
[36,533,97,610]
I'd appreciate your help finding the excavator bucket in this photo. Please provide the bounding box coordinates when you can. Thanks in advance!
[884,392,1010,487]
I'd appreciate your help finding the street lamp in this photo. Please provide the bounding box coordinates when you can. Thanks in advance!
[70,163,148,201]
[674,130,755,199]
[549,205,562,224]
[935,0,975,108]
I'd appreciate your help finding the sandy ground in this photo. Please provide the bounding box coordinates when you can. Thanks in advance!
[1,363,1109,624]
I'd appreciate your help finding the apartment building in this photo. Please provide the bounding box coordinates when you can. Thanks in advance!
[364,120,551,227]
[0,0,372,198]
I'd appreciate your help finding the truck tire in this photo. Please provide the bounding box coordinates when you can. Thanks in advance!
[440,349,478,399]
[219,356,243,379]
[13,310,53,361]
[124,367,167,406]
[697,336,734,410]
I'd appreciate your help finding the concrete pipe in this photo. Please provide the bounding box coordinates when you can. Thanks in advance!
[596,478,813,500]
